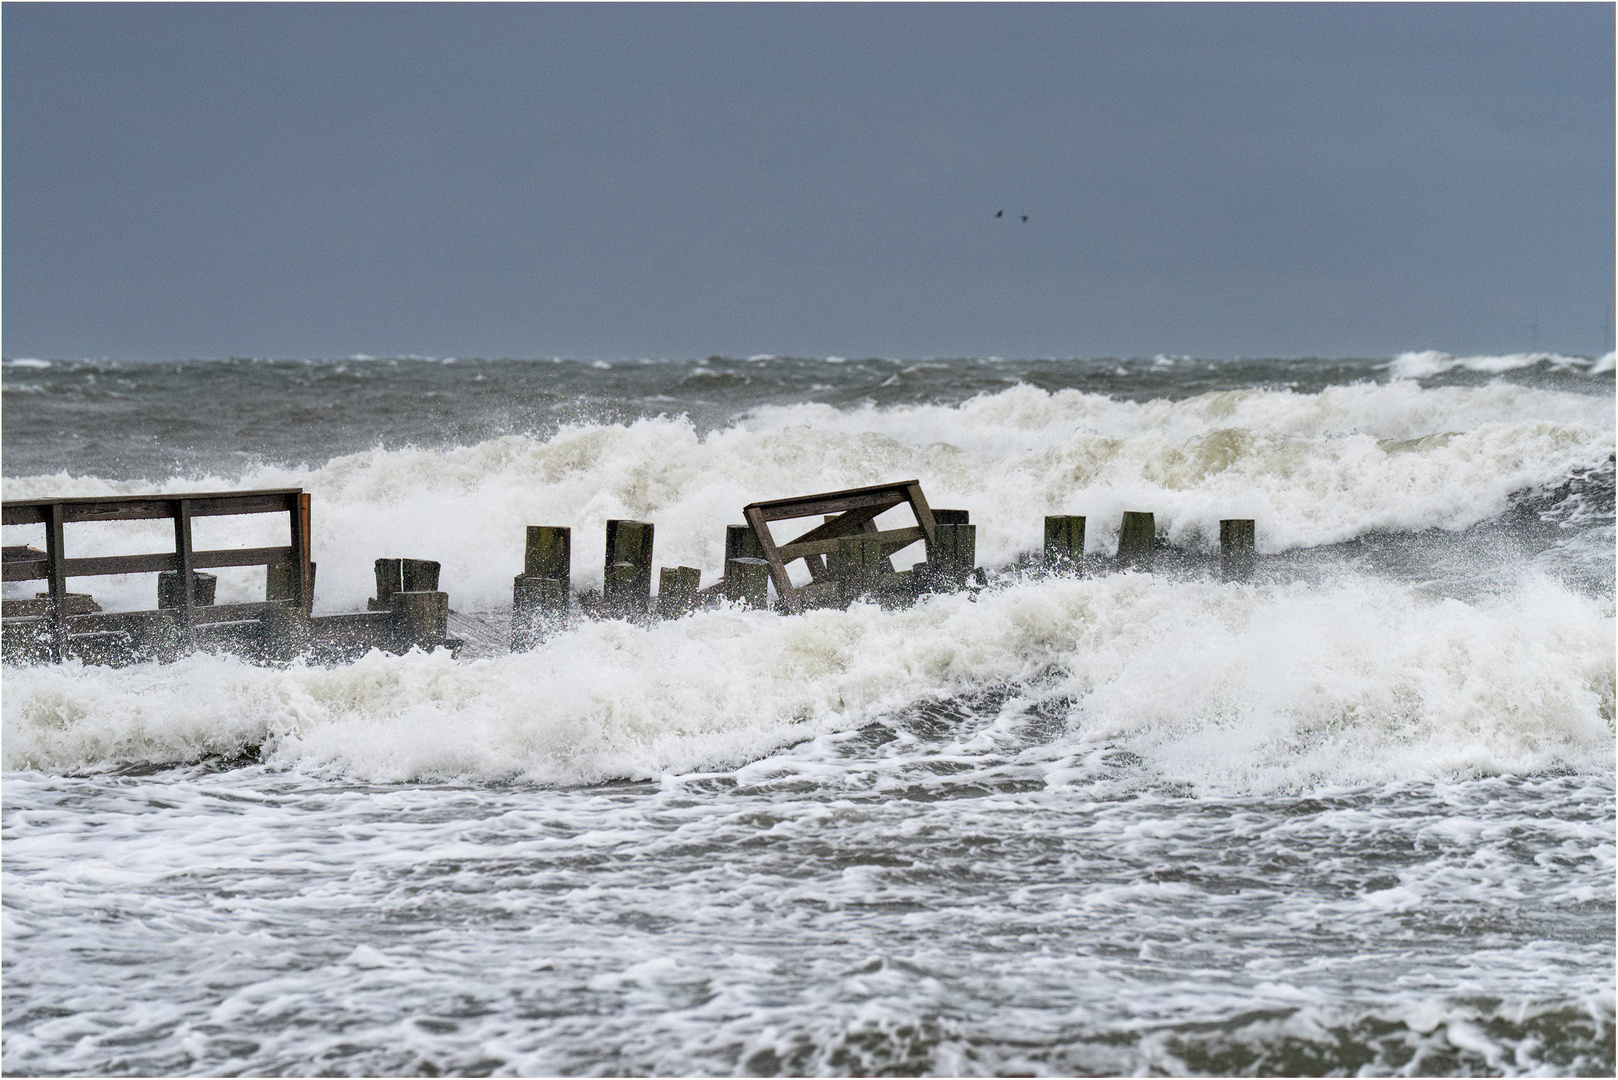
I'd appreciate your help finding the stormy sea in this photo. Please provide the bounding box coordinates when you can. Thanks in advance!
[2,350,1613,1076]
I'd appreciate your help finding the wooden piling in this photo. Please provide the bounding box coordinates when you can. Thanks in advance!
[1220,519,1256,582]
[158,570,217,609]
[511,526,572,649]
[267,560,316,609]
[723,525,769,608]
[930,522,977,589]
[372,558,403,610]
[391,590,449,650]
[1044,515,1086,570]
[512,578,566,650]
[524,526,571,584]
[1117,512,1156,571]
[656,566,702,619]
[603,519,655,618]
[723,560,770,608]
[834,536,885,604]
[401,559,440,592]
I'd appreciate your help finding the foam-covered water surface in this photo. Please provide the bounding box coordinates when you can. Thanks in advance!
[4,353,1613,1075]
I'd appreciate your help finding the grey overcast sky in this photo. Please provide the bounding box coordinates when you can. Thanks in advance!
[3,2,1613,361]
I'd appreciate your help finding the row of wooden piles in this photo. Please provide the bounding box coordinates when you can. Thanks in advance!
[507,512,1256,651]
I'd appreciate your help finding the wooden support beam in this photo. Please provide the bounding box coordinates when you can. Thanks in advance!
[45,503,67,662]
[172,498,197,650]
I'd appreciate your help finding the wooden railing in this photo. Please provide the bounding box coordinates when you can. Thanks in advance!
[2,488,311,661]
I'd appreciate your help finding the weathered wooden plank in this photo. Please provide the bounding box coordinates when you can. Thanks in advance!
[779,505,890,549]
[192,545,297,571]
[905,482,939,544]
[744,479,920,514]
[2,546,50,581]
[749,490,908,523]
[778,526,926,561]
[2,489,303,524]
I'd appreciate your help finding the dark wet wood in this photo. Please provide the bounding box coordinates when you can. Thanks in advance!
[1044,515,1086,571]
[742,480,939,613]
[1117,512,1157,571]
[1220,519,1256,582]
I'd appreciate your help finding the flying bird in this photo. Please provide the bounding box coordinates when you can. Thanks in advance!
[1021,215,1028,222]
[995,209,1003,218]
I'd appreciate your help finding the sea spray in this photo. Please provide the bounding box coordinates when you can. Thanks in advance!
[6,571,1609,788]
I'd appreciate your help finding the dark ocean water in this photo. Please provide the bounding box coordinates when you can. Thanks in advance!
[3,349,1613,1076]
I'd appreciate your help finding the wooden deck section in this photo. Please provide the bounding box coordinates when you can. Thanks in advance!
[742,479,938,612]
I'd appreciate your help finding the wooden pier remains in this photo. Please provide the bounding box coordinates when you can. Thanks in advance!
[2,488,458,665]
[3,480,1261,666]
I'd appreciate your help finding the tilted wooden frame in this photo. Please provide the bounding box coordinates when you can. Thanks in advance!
[742,479,938,613]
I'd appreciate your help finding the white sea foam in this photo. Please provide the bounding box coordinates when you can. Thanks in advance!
[2,380,1608,613]
[4,571,1609,789]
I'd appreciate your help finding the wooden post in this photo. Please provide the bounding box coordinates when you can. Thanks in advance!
[603,519,654,618]
[725,524,765,563]
[931,523,977,589]
[512,577,567,650]
[1044,515,1085,571]
[1117,512,1156,571]
[513,526,572,649]
[44,502,67,662]
[159,570,217,608]
[834,536,884,605]
[524,526,571,583]
[391,590,448,650]
[656,566,702,619]
[401,559,440,592]
[173,498,196,652]
[722,524,769,607]
[373,558,403,610]
[293,491,311,613]
[1220,519,1256,582]
[137,608,181,664]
